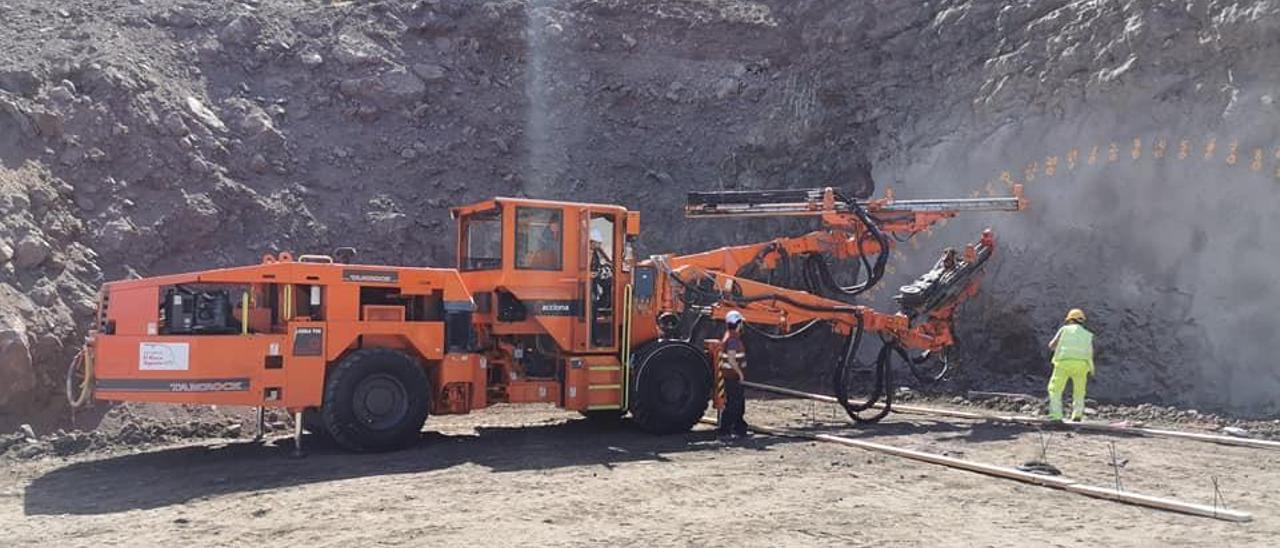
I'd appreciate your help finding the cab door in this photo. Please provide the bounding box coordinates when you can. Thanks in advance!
[580,209,619,351]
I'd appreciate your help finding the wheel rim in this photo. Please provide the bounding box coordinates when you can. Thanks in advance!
[352,373,409,430]
[657,368,692,407]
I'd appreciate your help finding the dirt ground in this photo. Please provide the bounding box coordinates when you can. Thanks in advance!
[2,392,1277,547]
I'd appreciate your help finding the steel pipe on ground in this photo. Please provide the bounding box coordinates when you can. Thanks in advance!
[742,381,1280,452]
[701,417,1253,523]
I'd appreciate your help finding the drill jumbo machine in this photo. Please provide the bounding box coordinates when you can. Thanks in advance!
[68,186,1024,453]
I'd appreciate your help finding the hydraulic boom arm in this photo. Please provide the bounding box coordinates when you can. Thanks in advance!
[650,185,1025,424]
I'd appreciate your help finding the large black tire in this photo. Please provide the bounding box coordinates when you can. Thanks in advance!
[301,408,333,442]
[629,341,712,435]
[321,348,430,452]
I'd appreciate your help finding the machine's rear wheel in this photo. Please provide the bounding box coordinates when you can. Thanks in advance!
[321,348,430,452]
[629,341,711,435]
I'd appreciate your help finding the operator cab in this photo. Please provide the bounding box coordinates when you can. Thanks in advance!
[451,197,639,354]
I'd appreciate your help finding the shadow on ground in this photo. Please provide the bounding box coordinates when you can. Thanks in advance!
[24,417,790,516]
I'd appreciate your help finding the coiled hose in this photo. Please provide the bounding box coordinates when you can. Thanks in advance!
[66,345,93,408]
[830,311,898,424]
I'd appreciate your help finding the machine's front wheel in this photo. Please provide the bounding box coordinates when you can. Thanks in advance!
[301,408,333,442]
[629,341,711,435]
[321,349,430,452]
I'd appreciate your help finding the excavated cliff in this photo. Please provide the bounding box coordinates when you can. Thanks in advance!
[1,0,1278,429]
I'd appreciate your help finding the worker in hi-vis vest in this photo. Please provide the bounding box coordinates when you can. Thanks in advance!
[718,310,750,439]
[1046,308,1095,422]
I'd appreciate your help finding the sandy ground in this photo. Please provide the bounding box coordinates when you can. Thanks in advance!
[2,394,1278,547]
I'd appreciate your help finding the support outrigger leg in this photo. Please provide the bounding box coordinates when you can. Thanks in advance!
[253,406,266,442]
[290,411,305,459]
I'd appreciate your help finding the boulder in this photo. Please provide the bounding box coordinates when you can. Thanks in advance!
[13,235,51,268]
[185,97,228,132]
[219,15,262,47]
[31,111,65,139]
[0,313,34,408]
[0,69,41,97]
[411,63,448,82]
[299,51,324,68]
[339,69,426,108]
[237,105,275,135]
[156,6,200,29]
[377,68,426,105]
[332,32,386,66]
[95,218,138,253]
[50,431,91,456]
[163,111,190,136]
[46,84,75,104]
[28,279,59,307]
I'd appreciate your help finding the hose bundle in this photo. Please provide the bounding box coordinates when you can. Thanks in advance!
[829,312,898,424]
[66,346,93,408]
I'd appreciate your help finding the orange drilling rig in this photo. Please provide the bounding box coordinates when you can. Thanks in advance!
[67,186,1025,452]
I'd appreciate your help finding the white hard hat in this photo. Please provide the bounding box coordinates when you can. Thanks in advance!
[590,228,604,242]
[725,310,744,326]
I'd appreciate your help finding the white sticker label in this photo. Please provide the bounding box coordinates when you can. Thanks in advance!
[139,342,190,371]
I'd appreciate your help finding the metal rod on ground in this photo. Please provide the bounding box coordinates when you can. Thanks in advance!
[1037,431,1052,463]
[700,417,1252,523]
[742,381,1280,452]
[1213,476,1225,517]
[1109,442,1124,492]
[967,390,1038,402]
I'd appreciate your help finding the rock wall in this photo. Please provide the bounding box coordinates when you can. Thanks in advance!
[2,0,1278,428]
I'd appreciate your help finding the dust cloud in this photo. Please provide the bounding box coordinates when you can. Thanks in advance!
[879,81,1280,414]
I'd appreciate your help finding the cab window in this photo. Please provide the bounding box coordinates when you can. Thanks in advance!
[461,208,502,270]
[515,207,563,270]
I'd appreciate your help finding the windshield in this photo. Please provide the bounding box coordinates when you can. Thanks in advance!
[515,207,563,271]
[461,208,502,270]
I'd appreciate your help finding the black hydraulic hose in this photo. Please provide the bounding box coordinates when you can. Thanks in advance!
[836,336,885,413]
[828,307,903,424]
[801,200,890,299]
[802,254,825,295]
[839,201,891,296]
[735,242,793,288]
[742,318,824,341]
[835,337,897,423]
[897,344,951,384]
[770,247,791,287]
[856,345,895,423]
[831,314,866,408]
[668,267,865,317]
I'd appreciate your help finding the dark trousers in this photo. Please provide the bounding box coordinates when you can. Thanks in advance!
[719,378,748,436]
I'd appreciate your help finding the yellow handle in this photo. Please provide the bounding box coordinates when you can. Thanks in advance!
[621,284,634,410]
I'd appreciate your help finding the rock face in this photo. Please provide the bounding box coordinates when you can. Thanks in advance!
[1,0,1279,428]
[0,312,35,409]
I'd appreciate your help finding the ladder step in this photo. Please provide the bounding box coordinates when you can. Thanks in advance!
[587,404,622,411]
[588,366,621,371]
[588,384,622,390]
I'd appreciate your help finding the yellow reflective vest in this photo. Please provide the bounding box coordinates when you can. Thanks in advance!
[1053,324,1094,362]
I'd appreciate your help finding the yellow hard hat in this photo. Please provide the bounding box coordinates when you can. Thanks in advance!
[1065,308,1086,322]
